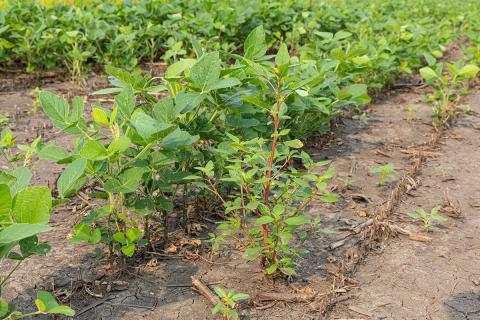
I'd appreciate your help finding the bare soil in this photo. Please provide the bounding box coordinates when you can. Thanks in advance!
[1,72,479,320]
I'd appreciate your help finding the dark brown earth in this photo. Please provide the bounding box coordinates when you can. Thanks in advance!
[1,70,479,320]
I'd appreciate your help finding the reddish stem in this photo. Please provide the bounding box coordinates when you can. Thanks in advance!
[259,75,283,266]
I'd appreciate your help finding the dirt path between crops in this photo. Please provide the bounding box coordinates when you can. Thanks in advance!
[329,91,480,320]
[1,73,480,320]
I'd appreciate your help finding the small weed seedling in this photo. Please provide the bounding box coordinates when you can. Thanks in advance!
[0,113,8,126]
[370,163,396,186]
[404,104,420,124]
[212,287,249,320]
[406,206,446,232]
[31,87,42,113]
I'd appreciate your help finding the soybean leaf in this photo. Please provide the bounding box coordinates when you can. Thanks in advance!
[80,140,109,160]
[420,67,438,80]
[107,136,131,154]
[0,223,52,244]
[115,85,135,119]
[13,186,52,224]
[459,64,480,78]
[160,129,199,148]
[35,291,75,316]
[175,92,206,113]
[285,215,310,226]
[57,158,87,198]
[104,167,145,193]
[38,144,68,162]
[131,112,176,142]
[9,166,32,196]
[0,184,11,223]
[39,92,69,129]
[244,25,268,60]
[255,216,274,225]
[275,43,290,66]
[189,52,221,90]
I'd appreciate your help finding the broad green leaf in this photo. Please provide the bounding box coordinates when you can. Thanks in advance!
[206,78,241,91]
[164,58,195,78]
[175,92,206,113]
[39,92,69,129]
[121,244,135,257]
[351,55,370,65]
[104,167,144,193]
[285,215,310,226]
[160,129,199,148]
[71,96,85,124]
[232,293,250,301]
[213,287,226,298]
[131,112,176,142]
[0,184,12,223]
[153,97,182,123]
[275,43,290,66]
[423,53,436,66]
[115,85,135,119]
[36,291,75,316]
[92,87,123,95]
[320,194,337,203]
[244,246,262,261]
[0,223,52,244]
[0,300,8,317]
[13,186,52,224]
[107,136,131,154]
[284,139,303,148]
[419,67,438,80]
[255,216,274,225]
[459,64,480,78]
[127,228,141,242]
[105,65,135,86]
[9,166,32,196]
[113,231,127,244]
[92,108,109,126]
[57,158,87,198]
[212,302,223,315]
[244,25,268,60]
[190,52,221,90]
[39,144,68,162]
[80,140,109,160]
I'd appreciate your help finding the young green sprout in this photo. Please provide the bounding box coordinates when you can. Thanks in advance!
[32,87,42,113]
[404,104,420,124]
[406,206,446,232]
[370,163,396,186]
[212,287,249,320]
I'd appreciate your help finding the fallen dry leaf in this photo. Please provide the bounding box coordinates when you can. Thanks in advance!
[165,244,177,254]
[356,210,368,217]
[147,258,158,267]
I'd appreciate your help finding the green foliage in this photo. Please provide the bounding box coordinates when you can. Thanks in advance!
[0,0,479,83]
[370,163,397,186]
[212,287,250,320]
[420,61,479,127]
[406,206,446,232]
[0,133,74,318]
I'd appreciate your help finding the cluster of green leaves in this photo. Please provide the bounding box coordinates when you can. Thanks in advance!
[36,26,344,275]
[212,287,249,320]
[0,129,74,318]
[420,60,479,127]
[406,206,446,232]
[370,163,396,187]
[0,0,479,83]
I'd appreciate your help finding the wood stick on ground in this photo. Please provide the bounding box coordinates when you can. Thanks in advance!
[191,276,221,307]
[256,291,316,302]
